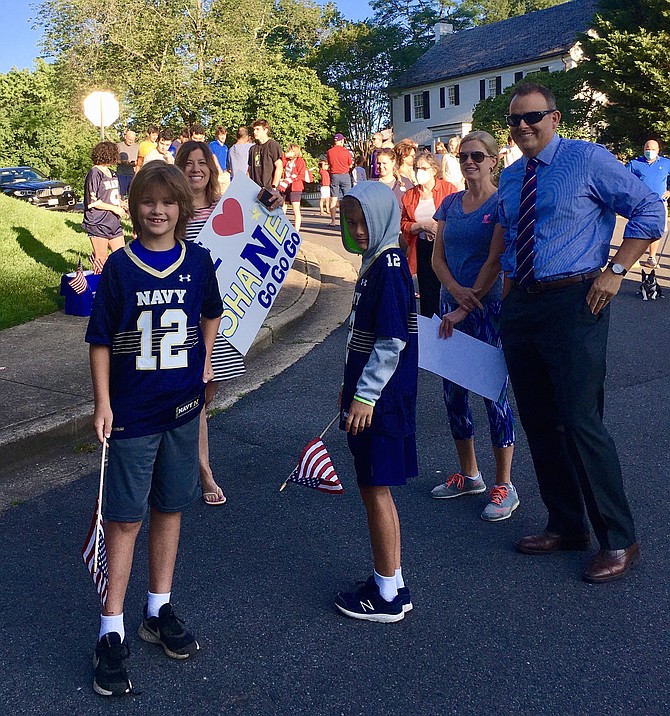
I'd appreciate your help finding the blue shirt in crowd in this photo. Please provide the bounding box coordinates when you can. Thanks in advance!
[498,134,666,281]
[209,140,229,172]
[434,190,502,304]
[626,155,670,200]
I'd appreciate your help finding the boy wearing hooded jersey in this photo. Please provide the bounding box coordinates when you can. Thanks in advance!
[335,181,419,623]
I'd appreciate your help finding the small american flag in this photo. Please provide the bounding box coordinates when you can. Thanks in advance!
[284,438,343,493]
[82,503,108,606]
[68,258,89,294]
[91,255,106,275]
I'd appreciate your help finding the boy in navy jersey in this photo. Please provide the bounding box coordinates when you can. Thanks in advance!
[335,181,419,623]
[85,163,222,696]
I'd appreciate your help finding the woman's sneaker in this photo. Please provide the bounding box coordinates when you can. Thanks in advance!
[481,483,520,522]
[431,472,486,499]
[335,576,404,623]
[138,603,200,659]
[93,632,132,697]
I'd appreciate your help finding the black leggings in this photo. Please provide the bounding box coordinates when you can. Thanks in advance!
[416,238,441,318]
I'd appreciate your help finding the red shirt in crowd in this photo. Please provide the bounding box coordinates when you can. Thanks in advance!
[326,145,353,175]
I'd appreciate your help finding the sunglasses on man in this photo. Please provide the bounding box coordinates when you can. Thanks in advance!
[458,151,495,164]
[505,109,556,127]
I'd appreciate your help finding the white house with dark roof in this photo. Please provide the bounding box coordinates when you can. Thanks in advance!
[387,0,597,148]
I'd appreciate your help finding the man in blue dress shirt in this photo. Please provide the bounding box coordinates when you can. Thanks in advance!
[497,83,665,583]
[626,139,670,268]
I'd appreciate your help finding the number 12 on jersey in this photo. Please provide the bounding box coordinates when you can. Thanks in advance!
[136,309,189,370]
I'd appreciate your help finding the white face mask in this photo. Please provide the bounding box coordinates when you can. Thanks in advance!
[645,150,658,161]
[416,168,432,185]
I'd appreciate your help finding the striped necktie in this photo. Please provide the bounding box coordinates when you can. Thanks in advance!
[515,157,540,287]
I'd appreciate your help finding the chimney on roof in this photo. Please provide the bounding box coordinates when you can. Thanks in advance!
[434,22,453,44]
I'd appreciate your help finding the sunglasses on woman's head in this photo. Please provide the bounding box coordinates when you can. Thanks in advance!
[505,109,555,127]
[458,151,493,164]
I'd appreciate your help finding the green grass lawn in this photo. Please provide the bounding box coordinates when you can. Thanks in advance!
[0,195,133,330]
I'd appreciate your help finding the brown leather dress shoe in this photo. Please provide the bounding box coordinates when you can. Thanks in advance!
[515,530,591,555]
[582,543,640,583]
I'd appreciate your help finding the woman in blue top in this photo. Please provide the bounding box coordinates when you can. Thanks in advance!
[429,131,517,522]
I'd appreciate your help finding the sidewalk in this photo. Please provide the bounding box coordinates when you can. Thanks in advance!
[0,241,322,467]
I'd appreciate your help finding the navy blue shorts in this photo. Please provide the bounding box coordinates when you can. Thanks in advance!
[347,431,418,487]
[104,418,200,522]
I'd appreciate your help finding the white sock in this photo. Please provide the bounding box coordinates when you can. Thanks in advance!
[395,567,405,590]
[99,613,125,641]
[147,591,171,618]
[374,570,398,602]
[465,471,481,481]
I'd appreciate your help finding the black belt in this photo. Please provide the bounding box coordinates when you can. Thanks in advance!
[512,269,601,294]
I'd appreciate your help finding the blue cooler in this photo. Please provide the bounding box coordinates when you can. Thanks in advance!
[60,271,101,316]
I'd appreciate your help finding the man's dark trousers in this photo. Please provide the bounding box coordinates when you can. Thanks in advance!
[500,279,636,550]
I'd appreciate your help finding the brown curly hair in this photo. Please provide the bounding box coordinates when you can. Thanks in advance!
[91,141,119,166]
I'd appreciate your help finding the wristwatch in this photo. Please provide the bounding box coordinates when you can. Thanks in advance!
[608,261,627,276]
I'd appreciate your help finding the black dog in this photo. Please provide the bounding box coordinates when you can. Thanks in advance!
[639,269,664,300]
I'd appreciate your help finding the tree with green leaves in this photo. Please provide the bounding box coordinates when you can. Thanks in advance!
[0,61,99,195]
[579,0,670,154]
[310,22,406,154]
[35,0,340,153]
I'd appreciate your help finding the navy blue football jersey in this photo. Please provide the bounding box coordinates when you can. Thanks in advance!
[341,247,418,437]
[86,240,223,439]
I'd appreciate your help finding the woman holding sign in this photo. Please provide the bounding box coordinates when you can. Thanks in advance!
[429,131,517,522]
[176,141,246,506]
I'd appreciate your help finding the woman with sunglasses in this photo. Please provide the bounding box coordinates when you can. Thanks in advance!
[400,151,457,317]
[429,131,517,522]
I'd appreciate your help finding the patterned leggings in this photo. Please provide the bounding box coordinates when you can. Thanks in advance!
[441,299,515,448]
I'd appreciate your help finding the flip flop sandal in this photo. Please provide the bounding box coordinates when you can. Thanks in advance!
[202,491,227,506]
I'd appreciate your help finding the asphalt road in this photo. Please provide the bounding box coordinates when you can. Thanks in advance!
[0,271,668,715]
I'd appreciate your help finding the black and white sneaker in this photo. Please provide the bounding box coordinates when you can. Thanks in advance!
[93,632,132,697]
[335,576,404,623]
[398,585,413,613]
[138,603,200,659]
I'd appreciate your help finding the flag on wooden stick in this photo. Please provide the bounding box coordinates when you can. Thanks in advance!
[281,437,343,494]
[82,502,108,606]
[82,438,109,606]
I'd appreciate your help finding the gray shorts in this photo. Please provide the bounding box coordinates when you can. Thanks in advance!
[330,173,352,200]
[104,417,200,522]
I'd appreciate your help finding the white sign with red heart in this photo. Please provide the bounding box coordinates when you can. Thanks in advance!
[192,173,302,355]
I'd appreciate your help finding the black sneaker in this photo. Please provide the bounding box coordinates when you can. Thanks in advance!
[92,632,132,697]
[138,603,200,659]
[335,576,404,623]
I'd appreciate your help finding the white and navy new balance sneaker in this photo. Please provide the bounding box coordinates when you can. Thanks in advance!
[335,577,404,623]
[398,585,413,613]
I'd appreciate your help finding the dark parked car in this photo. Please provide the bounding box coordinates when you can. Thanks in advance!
[0,166,77,210]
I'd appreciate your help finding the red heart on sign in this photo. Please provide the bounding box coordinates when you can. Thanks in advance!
[212,198,244,236]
